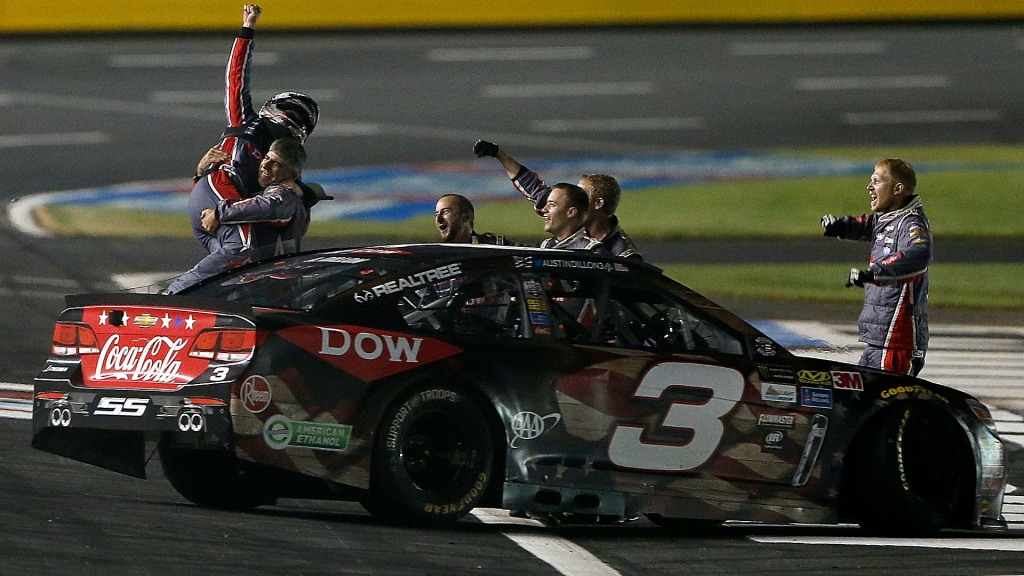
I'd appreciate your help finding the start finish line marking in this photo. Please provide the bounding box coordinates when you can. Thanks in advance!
[470,509,621,576]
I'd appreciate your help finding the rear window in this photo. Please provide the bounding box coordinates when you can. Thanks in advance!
[186,251,412,310]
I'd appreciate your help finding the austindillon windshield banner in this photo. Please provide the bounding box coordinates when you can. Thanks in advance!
[3,0,1024,33]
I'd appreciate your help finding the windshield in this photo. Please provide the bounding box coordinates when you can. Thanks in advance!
[186,251,412,310]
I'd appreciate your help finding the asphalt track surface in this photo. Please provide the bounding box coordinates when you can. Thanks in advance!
[3,23,1024,575]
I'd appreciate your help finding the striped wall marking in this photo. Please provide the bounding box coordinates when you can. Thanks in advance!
[795,75,949,90]
[109,53,279,68]
[428,47,593,61]
[471,509,622,576]
[749,536,1024,551]
[843,109,1000,125]
[481,82,654,98]
[531,117,704,132]
[0,383,32,421]
[732,40,885,56]
[0,132,108,148]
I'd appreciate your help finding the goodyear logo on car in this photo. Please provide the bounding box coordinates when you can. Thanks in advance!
[797,370,831,386]
[263,414,352,452]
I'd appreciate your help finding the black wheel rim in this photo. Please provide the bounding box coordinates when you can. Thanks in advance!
[400,410,483,496]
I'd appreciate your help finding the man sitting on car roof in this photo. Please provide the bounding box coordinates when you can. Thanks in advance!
[166,138,311,294]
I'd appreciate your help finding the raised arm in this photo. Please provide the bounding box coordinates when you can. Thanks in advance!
[225,4,262,128]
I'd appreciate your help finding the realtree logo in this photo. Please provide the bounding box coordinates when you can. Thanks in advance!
[95,334,187,383]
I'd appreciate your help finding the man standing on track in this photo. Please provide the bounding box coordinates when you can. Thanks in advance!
[189,4,321,260]
[821,159,932,376]
[472,140,641,259]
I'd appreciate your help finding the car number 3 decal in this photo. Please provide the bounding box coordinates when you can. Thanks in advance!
[608,363,745,471]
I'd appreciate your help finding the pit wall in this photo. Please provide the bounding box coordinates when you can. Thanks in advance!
[2,0,1023,33]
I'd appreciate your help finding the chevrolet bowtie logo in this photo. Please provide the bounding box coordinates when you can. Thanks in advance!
[133,314,158,328]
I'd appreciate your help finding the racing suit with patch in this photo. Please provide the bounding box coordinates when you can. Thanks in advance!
[512,166,641,259]
[168,183,309,294]
[832,195,931,375]
[188,25,284,257]
[541,227,603,251]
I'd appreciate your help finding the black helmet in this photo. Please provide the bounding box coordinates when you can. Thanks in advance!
[259,92,319,143]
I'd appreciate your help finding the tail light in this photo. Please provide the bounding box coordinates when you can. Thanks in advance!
[52,323,100,356]
[188,329,256,362]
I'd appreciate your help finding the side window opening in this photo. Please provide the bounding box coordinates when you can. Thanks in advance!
[397,271,526,338]
[536,273,743,355]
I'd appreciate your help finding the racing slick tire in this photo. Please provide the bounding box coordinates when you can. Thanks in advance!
[845,401,974,536]
[365,384,494,526]
[159,442,277,511]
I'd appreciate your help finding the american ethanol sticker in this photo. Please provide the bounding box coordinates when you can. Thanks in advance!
[263,414,352,452]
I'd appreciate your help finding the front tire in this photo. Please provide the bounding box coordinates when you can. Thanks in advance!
[846,402,974,536]
[365,384,494,526]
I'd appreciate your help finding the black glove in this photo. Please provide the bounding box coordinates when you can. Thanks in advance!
[473,139,499,158]
[846,268,874,288]
[821,214,840,237]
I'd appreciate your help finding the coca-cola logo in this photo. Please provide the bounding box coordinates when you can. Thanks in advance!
[240,375,272,413]
[94,334,187,383]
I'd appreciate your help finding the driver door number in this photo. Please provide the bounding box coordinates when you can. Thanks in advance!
[93,397,149,417]
[608,363,745,471]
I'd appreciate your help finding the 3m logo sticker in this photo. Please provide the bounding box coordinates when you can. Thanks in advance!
[831,370,864,391]
[277,325,462,382]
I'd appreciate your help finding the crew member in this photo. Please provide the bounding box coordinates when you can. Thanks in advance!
[189,4,321,260]
[167,138,310,294]
[435,194,517,245]
[540,184,602,250]
[473,140,640,259]
[821,159,932,376]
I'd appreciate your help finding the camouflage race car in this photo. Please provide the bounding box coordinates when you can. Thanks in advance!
[32,244,1006,534]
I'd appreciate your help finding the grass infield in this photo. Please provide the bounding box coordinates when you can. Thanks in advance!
[659,263,1024,309]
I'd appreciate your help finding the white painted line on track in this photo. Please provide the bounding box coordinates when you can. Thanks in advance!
[0,132,108,148]
[531,117,704,132]
[0,383,32,392]
[844,109,1000,125]
[795,75,949,90]
[999,434,1024,448]
[750,536,1024,551]
[150,89,340,104]
[732,40,885,56]
[314,122,384,136]
[482,82,654,98]
[471,509,621,576]
[109,53,279,67]
[110,272,180,292]
[428,46,593,61]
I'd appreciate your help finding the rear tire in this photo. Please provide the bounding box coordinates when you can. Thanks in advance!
[847,402,973,536]
[159,443,276,511]
[365,384,494,526]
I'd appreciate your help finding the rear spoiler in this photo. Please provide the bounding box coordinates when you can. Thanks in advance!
[65,293,254,321]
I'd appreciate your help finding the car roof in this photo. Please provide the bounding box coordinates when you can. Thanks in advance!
[332,243,663,273]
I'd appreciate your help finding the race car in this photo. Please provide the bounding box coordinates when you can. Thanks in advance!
[32,244,1005,535]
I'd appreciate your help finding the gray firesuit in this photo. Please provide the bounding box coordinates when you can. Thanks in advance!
[167,183,309,294]
[831,195,932,374]
[540,227,602,251]
[511,166,641,258]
